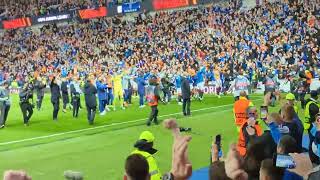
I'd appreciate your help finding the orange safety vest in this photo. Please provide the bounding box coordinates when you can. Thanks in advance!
[306,72,312,84]
[237,123,263,156]
[234,98,250,126]
[146,86,158,106]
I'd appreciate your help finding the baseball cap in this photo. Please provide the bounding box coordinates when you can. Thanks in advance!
[285,93,295,100]
[139,131,155,143]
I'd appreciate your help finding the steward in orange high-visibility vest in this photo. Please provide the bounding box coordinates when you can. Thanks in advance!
[146,77,161,126]
[237,107,263,156]
[234,91,254,132]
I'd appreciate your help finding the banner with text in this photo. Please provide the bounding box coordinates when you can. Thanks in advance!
[32,11,74,25]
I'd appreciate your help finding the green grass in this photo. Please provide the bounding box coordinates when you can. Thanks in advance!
[0,94,270,179]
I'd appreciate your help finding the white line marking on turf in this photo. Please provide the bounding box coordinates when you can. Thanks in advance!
[0,99,262,146]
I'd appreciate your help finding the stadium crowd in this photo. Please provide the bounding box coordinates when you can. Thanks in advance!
[0,0,105,21]
[1,0,320,179]
[0,0,319,88]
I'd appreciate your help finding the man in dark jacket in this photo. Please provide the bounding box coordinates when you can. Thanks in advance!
[19,83,34,126]
[50,76,61,121]
[181,72,191,116]
[34,76,46,111]
[84,77,97,125]
[70,77,81,118]
[61,77,70,113]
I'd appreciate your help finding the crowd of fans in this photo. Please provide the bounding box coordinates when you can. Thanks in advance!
[0,0,105,21]
[0,0,319,90]
[1,0,320,179]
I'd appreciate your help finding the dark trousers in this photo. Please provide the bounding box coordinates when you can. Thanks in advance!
[20,102,33,124]
[98,99,107,113]
[139,93,144,106]
[37,95,44,110]
[163,89,171,102]
[147,105,158,125]
[51,99,60,120]
[183,98,191,115]
[107,88,113,105]
[124,88,133,104]
[72,96,80,117]
[3,105,10,125]
[127,88,133,104]
[0,104,10,126]
[62,93,69,109]
[86,105,96,125]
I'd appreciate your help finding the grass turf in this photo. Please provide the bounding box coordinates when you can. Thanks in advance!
[0,94,272,179]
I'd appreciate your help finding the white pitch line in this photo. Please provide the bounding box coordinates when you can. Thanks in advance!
[0,99,262,146]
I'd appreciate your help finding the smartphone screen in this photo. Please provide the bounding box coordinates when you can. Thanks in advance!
[215,135,221,149]
[260,106,268,120]
[275,154,296,169]
[215,135,222,159]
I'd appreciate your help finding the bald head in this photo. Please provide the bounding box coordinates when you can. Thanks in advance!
[240,91,247,97]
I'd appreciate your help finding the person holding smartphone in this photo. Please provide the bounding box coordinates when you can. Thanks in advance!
[237,106,263,156]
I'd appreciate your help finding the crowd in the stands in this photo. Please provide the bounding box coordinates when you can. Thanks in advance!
[0,0,319,90]
[0,0,105,21]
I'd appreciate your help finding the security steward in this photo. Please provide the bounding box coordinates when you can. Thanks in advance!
[234,91,253,132]
[34,76,46,111]
[285,93,299,114]
[19,83,34,126]
[0,81,11,128]
[131,131,161,180]
[304,90,320,163]
[84,76,97,125]
[146,77,160,126]
[237,106,263,156]
[50,76,61,121]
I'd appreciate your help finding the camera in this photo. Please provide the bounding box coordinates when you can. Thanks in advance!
[179,127,192,132]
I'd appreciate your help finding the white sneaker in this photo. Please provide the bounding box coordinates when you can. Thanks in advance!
[100,111,106,116]
[121,106,126,110]
[139,105,146,108]
[178,102,183,105]
[105,107,110,112]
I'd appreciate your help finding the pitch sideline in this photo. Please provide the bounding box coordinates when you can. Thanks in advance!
[0,99,262,146]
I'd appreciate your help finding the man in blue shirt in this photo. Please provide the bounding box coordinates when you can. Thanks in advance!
[196,66,206,101]
[135,72,147,108]
[96,76,108,116]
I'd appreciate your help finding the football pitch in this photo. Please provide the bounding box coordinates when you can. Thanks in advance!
[0,94,269,179]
